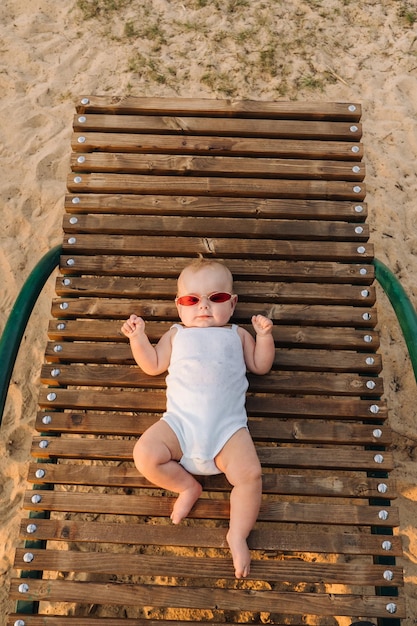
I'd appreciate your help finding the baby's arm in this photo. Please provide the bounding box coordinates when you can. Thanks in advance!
[121,314,173,375]
[239,314,275,375]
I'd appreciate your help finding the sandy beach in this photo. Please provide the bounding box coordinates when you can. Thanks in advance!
[1,0,417,622]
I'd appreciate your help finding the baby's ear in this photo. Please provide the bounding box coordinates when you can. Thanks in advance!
[231,294,238,310]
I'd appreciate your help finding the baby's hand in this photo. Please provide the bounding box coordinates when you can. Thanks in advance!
[252,314,273,336]
[121,314,146,338]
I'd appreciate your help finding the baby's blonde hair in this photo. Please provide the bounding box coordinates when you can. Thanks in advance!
[177,258,234,291]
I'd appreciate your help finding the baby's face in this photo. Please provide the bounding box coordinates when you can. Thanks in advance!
[176,265,237,328]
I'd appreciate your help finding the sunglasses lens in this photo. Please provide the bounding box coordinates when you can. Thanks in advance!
[209,292,232,303]
[176,295,200,306]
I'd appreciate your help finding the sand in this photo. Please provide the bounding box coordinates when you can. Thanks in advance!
[1,0,417,622]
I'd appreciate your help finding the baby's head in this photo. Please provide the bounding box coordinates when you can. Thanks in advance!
[175,258,237,328]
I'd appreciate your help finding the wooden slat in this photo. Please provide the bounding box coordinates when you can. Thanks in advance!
[30,437,394,471]
[71,153,365,181]
[65,194,368,221]
[58,256,375,284]
[23,491,399,526]
[50,300,378,329]
[43,343,382,373]
[61,235,372,259]
[9,579,405,617]
[73,113,363,139]
[7,618,229,626]
[34,412,392,446]
[54,278,375,307]
[6,617,253,626]
[38,364,383,396]
[47,320,379,348]
[19,518,402,556]
[76,96,362,121]
[27,463,395,500]
[14,548,401,586]
[68,172,365,200]
[62,214,369,240]
[72,132,364,161]
[38,388,387,419]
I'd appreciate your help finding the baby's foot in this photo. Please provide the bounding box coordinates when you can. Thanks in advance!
[226,530,251,578]
[170,482,202,524]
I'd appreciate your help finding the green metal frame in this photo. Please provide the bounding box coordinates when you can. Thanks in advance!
[373,258,417,382]
[0,245,62,426]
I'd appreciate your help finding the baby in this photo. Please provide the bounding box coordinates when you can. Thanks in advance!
[121,258,275,578]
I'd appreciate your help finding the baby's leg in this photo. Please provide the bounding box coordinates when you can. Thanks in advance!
[133,420,202,524]
[215,428,262,578]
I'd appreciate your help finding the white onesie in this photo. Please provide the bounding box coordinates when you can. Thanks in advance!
[161,324,249,475]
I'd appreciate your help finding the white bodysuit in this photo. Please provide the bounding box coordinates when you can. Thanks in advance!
[161,324,249,475]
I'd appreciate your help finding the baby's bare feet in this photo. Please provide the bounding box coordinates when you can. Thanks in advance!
[170,482,202,524]
[226,530,251,578]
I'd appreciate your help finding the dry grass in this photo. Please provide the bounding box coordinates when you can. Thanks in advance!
[74,0,416,99]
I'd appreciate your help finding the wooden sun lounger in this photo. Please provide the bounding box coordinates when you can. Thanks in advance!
[8,96,404,625]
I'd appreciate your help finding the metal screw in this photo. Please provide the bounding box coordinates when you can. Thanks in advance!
[62,278,71,286]
[352,146,360,153]
[366,357,375,365]
[46,393,57,401]
[353,186,362,193]
[51,368,61,378]
[54,345,63,353]
[355,225,363,233]
[39,440,49,449]
[378,483,388,494]
[370,404,380,414]
[78,116,86,123]
[348,105,357,112]
[77,136,86,144]
[350,125,358,133]
[386,603,397,614]
[378,510,389,520]
[69,216,78,224]
[60,302,69,310]
[74,176,82,183]
[35,469,46,479]
[31,494,42,504]
[366,380,376,389]
[26,524,37,534]
[362,313,371,321]
[361,289,370,297]
[77,155,86,164]
[352,165,361,173]
[72,197,80,204]
[18,583,29,594]
[373,428,382,438]
[354,205,363,213]
[360,268,367,275]
[382,540,392,551]
[57,322,66,330]
[364,335,373,343]
[357,246,366,254]
[66,258,75,266]
[374,454,384,464]
[42,415,52,424]
[81,98,90,105]
[68,237,77,245]
[23,552,34,563]
[14,620,26,626]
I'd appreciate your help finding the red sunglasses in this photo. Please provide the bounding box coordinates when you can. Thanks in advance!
[175,292,233,306]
